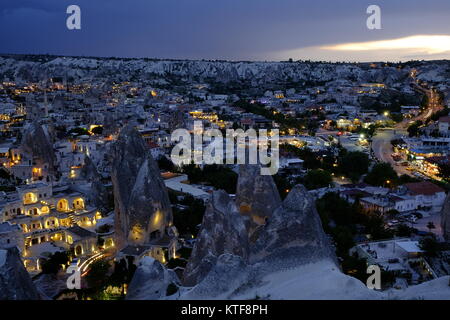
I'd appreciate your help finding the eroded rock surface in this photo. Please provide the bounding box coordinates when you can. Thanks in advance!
[183,190,248,286]
[0,247,40,300]
[111,126,172,249]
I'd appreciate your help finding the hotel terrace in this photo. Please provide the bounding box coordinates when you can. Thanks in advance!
[0,182,112,273]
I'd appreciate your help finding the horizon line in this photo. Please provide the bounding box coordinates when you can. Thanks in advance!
[1,52,448,65]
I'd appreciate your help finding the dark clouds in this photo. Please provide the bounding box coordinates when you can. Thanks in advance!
[0,0,449,61]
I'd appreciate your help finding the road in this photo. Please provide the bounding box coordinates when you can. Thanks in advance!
[371,129,413,176]
[371,84,444,177]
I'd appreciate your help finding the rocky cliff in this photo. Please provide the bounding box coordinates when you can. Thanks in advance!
[111,125,173,249]
[235,165,281,226]
[20,122,56,175]
[80,156,110,212]
[126,257,180,300]
[126,183,450,300]
[0,55,419,86]
[0,247,40,300]
[183,190,249,286]
[249,185,336,266]
[441,193,450,241]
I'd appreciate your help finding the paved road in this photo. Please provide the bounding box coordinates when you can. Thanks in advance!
[371,129,413,177]
[371,84,444,177]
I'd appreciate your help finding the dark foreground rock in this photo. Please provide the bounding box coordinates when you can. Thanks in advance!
[183,190,248,286]
[0,247,40,300]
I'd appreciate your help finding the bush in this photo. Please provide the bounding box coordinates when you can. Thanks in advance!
[303,169,332,190]
[419,237,440,257]
[364,163,398,187]
[177,247,192,260]
[41,251,70,274]
[338,151,370,182]
[166,258,187,269]
[91,126,103,135]
[166,283,179,296]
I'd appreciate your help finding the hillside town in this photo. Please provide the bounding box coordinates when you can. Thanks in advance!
[0,55,449,300]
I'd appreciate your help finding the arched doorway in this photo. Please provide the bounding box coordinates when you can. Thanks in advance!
[57,199,69,212]
[23,192,37,204]
[73,198,85,210]
[75,245,83,256]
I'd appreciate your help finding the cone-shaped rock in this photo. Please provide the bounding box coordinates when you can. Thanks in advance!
[21,122,56,176]
[236,164,281,225]
[183,190,248,286]
[126,257,180,300]
[250,185,336,266]
[111,125,173,249]
[0,247,40,300]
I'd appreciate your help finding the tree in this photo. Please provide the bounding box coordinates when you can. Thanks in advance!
[364,163,398,187]
[273,173,293,199]
[0,168,10,180]
[390,113,404,123]
[407,120,422,137]
[173,195,206,237]
[437,161,450,182]
[396,224,416,237]
[68,127,90,136]
[86,260,111,288]
[158,156,175,172]
[304,169,333,190]
[339,151,370,182]
[91,126,103,135]
[419,237,440,257]
[41,251,70,274]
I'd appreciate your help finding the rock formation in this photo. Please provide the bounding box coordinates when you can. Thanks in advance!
[111,125,173,249]
[183,254,248,299]
[441,193,450,241]
[21,122,56,176]
[0,247,40,300]
[127,184,450,300]
[80,156,110,212]
[80,156,99,182]
[33,273,67,300]
[235,165,281,226]
[249,184,336,266]
[103,113,120,136]
[183,190,248,286]
[126,257,180,300]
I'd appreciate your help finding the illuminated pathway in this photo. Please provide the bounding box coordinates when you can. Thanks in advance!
[77,252,109,277]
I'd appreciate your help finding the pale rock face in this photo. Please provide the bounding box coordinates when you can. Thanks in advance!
[33,274,68,300]
[124,184,450,300]
[81,156,109,212]
[80,156,99,182]
[235,165,281,226]
[183,190,249,286]
[111,126,173,249]
[21,122,56,175]
[441,193,450,241]
[103,113,120,136]
[126,257,180,300]
[182,254,248,299]
[0,247,40,300]
[249,185,337,267]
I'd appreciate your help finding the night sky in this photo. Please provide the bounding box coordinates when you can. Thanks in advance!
[1,0,450,62]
